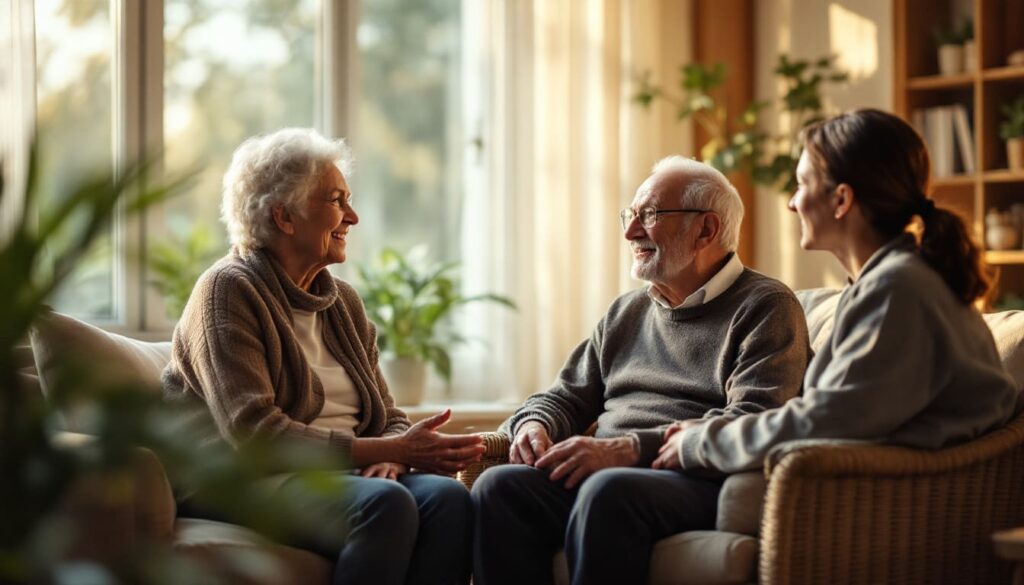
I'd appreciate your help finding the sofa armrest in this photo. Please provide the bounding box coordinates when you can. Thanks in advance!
[53,432,177,562]
[759,411,1024,585]
[457,432,511,489]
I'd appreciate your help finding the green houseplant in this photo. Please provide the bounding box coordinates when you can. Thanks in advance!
[634,54,847,194]
[933,17,973,75]
[356,247,515,404]
[1000,94,1024,171]
[148,223,225,319]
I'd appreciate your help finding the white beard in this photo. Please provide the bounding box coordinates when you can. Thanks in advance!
[630,237,694,283]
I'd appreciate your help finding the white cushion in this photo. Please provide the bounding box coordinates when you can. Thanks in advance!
[30,311,172,430]
[982,311,1024,392]
[715,471,766,536]
[794,288,841,355]
[553,530,758,585]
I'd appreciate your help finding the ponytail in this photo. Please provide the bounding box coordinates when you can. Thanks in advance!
[918,206,992,305]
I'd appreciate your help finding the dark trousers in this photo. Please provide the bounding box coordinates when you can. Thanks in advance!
[471,464,722,585]
[182,472,472,585]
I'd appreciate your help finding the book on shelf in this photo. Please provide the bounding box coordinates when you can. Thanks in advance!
[910,104,975,178]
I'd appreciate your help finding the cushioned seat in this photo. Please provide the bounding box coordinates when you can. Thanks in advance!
[174,519,332,585]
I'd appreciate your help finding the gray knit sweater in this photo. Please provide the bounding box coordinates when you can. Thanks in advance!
[504,269,811,466]
[678,235,1020,473]
[161,248,410,461]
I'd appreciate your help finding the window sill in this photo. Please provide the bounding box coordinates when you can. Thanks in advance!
[402,402,517,434]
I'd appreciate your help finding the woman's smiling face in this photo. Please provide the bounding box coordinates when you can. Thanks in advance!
[292,164,358,268]
[789,150,839,252]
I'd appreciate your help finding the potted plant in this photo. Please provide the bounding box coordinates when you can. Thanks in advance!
[634,53,847,194]
[934,18,972,76]
[1000,94,1024,170]
[356,247,516,405]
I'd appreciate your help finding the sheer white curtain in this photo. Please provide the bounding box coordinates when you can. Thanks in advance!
[0,0,35,244]
[454,0,694,402]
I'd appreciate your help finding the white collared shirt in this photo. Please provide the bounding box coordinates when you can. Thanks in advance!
[649,252,744,309]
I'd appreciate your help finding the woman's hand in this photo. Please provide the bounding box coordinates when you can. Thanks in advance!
[360,462,407,480]
[393,409,486,473]
[652,419,703,470]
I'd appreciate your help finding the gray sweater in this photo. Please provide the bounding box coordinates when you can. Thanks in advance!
[504,269,811,465]
[162,248,410,461]
[678,235,1020,473]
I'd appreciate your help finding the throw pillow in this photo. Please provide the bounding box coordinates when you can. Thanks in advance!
[30,311,172,431]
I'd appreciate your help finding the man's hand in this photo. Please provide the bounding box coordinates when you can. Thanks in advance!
[652,419,703,470]
[510,421,554,466]
[360,462,407,480]
[534,436,639,489]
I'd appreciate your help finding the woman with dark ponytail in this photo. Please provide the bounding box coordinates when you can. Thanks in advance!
[656,108,1019,474]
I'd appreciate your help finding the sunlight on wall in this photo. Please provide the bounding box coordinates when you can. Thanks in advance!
[829,3,878,81]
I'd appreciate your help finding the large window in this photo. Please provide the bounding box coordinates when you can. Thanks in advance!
[34,0,115,320]
[29,0,465,330]
[163,0,319,260]
[349,0,463,268]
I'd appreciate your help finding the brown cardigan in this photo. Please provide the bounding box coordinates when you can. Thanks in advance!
[161,247,410,460]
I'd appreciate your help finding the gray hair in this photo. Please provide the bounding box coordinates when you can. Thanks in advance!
[221,128,354,251]
[651,155,744,251]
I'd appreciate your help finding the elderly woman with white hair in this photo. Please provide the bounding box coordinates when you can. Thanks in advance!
[162,128,483,585]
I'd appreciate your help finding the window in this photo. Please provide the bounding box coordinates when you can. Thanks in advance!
[162,0,319,262]
[347,0,463,269]
[34,0,115,320]
[28,0,466,331]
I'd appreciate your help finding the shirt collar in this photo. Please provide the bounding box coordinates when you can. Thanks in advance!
[649,252,744,309]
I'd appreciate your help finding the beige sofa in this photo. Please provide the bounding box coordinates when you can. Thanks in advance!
[463,289,1024,585]
[29,312,334,585]
[27,289,1024,584]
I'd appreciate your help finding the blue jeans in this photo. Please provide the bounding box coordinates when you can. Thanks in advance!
[182,472,473,585]
[471,464,721,585]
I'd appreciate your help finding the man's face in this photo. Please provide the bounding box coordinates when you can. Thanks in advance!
[623,171,698,286]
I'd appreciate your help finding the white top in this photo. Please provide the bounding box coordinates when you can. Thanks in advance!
[650,252,744,309]
[292,309,361,436]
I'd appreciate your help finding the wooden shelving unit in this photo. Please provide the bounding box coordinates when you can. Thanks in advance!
[894,0,1024,305]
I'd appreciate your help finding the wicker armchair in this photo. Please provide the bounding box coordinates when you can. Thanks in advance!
[459,409,1024,584]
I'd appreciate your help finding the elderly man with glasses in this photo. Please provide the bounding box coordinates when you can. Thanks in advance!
[471,156,811,585]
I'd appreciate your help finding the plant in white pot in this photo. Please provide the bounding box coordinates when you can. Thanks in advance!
[356,247,516,406]
[933,18,972,76]
[1000,94,1024,171]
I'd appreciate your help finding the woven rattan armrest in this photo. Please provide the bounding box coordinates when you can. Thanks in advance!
[457,431,511,489]
[758,411,1024,585]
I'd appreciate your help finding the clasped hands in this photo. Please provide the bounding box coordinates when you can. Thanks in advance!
[511,418,704,488]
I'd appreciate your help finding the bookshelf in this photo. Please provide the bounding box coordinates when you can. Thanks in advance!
[894,0,1024,306]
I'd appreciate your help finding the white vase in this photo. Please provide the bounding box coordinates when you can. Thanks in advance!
[1008,138,1024,171]
[380,356,427,406]
[938,44,965,75]
[964,40,977,73]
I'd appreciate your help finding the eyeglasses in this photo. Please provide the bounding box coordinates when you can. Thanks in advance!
[619,206,709,230]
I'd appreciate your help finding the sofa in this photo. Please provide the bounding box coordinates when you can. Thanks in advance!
[460,288,1024,585]
[27,288,1024,584]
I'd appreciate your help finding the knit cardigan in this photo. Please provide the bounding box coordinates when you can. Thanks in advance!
[161,247,410,461]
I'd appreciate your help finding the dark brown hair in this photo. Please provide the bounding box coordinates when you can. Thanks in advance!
[801,108,990,304]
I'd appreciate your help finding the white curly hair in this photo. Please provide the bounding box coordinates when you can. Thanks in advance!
[220,128,354,251]
[651,155,744,252]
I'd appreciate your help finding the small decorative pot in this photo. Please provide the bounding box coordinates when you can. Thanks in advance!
[380,356,427,406]
[964,40,977,73]
[1008,137,1024,171]
[986,209,1021,251]
[938,44,965,75]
